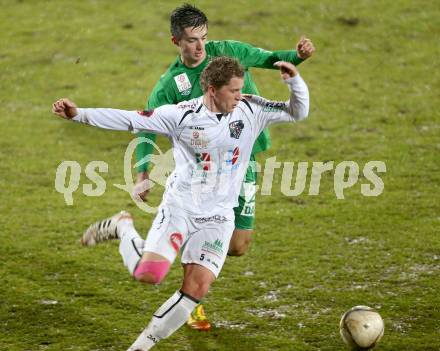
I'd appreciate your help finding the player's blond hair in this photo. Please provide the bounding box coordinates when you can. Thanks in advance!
[200,56,245,92]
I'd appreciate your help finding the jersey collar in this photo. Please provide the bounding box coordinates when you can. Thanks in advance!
[198,103,229,123]
[175,55,210,72]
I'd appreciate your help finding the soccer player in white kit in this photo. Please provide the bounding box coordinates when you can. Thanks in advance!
[52,57,309,350]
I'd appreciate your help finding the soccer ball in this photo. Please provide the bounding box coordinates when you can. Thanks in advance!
[339,305,384,350]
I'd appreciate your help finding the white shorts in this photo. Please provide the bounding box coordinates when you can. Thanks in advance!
[143,203,235,278]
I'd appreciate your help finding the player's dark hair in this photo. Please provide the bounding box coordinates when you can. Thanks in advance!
[200,56,245,91]
[170,4,208,39]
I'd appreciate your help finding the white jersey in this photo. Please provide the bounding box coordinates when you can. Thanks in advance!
[73,75,309,214]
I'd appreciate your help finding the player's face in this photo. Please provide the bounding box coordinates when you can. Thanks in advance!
[212,77,244,114]
[173,25,208,67]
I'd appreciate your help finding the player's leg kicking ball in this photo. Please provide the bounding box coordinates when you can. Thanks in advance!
[81,209,232,350]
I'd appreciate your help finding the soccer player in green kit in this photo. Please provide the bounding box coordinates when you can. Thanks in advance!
[132,4,315,330]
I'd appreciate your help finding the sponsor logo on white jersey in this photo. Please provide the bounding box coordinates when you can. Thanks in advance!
[221,147,240,173]
[177,100,197,110]
[174,73,192,95]
[195,152,211,171]
[263,101,285,112]
[190,130,209,148]
[202,239,224,257]
[194,215,228,224]
[226,147,240,166]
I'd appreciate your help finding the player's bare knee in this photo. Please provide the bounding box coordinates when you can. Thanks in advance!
[133,260,170,285]
[181,268,214,300]
[181,281,211,300]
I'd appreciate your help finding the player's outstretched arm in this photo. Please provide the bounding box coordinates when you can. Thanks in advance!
[244,61,309,129]
[52,97,141,131]
[51,98,178,136]
[274,61,309,121]
[218,36,315,70]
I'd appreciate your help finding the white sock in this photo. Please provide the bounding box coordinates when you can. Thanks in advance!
[127,290,199,351]
[118,220,144,275]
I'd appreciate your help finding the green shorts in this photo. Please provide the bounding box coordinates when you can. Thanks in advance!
[233,154,257,230]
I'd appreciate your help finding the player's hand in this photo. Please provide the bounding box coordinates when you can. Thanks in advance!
[274,61,298,80]
[52,98,78,119]
[132,171,150,202]
[296,36,315,59]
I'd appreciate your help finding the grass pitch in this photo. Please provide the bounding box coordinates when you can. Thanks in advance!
[1,0,439,350]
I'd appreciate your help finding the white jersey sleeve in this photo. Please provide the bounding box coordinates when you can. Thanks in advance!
[72,104,180,137]
[247,74,309,134]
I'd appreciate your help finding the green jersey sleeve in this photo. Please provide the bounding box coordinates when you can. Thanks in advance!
[136,77,177,173]
[207,40,304,69]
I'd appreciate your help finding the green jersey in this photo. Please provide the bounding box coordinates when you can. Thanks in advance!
[136,40,304,172]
